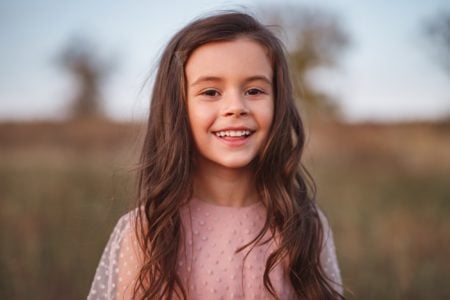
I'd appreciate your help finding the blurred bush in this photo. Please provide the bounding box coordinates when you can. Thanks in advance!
[259,5,351,121]
[57,36,117,120]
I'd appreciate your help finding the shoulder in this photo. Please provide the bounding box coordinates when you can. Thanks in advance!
[117,208,139,230]
[88,209,143,299]
[106,209,139,246]
[316,206,334,242]
[315,206,336,256]
[316,206,344,295]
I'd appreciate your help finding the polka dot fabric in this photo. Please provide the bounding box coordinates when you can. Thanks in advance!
[88,199,342,299]
[88,211,142,300]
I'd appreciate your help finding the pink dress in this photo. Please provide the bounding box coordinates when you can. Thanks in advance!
[88,198,342,299]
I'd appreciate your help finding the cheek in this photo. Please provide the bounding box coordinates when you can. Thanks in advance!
[188,102,213,136]
[256,102,274,130]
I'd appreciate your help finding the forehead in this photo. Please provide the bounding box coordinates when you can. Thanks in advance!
[185,38,273,82]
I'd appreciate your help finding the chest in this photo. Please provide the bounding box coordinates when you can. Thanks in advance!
[177,203,296,299]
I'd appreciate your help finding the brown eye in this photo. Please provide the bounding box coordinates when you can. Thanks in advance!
[202,89,220,97]
[246,88,264,96]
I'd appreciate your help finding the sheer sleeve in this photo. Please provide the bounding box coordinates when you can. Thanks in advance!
[318,209,344,296]
[87,211,143,300]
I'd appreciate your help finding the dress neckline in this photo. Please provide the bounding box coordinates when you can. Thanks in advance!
[190,196,263,210]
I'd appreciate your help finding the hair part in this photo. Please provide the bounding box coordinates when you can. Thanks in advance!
[134,11,344,299]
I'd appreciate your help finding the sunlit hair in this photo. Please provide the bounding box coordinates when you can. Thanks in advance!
[134,11,344,299]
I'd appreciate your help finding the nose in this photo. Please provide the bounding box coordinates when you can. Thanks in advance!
[222,92,249,118]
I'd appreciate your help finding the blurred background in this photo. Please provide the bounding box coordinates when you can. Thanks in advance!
[1,0,449,299]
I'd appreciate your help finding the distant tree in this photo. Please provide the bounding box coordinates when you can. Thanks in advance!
[422,10,450,75]
[58,36,115,120]
[259,5,351,120]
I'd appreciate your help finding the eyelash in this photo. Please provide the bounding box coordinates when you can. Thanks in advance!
[200,88,266,97]
[201,89,220,97]
[246,88,265,96]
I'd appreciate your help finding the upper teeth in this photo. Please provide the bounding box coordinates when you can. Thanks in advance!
[215,130,251,137]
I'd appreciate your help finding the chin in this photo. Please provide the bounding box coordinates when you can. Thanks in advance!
[217,157,254,169]
[196,151,257,170]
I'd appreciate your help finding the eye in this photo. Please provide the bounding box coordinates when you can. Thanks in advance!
[245,88,265,96]
[201,89,220,97]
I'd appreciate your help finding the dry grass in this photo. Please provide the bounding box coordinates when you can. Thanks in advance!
[1,119,449,299]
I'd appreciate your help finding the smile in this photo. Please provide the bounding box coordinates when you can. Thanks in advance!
[214,130,252,137]
[212,128,255,147]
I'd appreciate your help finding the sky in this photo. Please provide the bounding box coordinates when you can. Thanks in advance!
[0,0,449,122]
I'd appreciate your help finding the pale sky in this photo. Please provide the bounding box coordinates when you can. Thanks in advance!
[0,0,449,122]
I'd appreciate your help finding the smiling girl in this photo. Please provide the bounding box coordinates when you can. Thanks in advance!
[88,12,343,300]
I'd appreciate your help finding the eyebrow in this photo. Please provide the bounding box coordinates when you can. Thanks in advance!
[190,75,272,87]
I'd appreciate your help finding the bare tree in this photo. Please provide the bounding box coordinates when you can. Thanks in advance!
[58,36,115,120]
[422,10,450,75]
[259,5,351,120]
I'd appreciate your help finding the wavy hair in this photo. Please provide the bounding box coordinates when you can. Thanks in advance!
[134,11,344,299]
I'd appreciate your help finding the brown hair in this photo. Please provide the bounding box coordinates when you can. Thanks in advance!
[134,11,344,299]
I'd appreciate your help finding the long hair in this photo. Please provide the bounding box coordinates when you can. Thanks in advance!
[134,11,344,299]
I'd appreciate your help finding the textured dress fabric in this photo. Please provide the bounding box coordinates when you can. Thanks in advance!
[88,198,343,299]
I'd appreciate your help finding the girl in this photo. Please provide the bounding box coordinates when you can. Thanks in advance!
[88,11,343,300]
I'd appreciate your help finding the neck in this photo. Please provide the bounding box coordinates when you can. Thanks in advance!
[192,157,258,207]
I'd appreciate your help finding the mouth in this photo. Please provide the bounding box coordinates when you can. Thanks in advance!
[212,129,255,140]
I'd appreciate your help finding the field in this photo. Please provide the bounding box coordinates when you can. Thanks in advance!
[1,119,449,299]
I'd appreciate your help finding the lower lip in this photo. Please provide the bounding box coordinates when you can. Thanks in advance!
[214,134,251,147]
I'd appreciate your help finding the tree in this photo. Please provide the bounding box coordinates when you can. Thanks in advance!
[258,5,351,120]
[58,35,115,120]
[422,10,450,75]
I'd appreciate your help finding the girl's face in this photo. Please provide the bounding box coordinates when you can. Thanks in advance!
[186,38,274,170]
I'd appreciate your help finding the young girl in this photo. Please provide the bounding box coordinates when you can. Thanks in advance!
[88,12,343,300]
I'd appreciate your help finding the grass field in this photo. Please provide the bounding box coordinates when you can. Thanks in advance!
[1,119,449,299]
